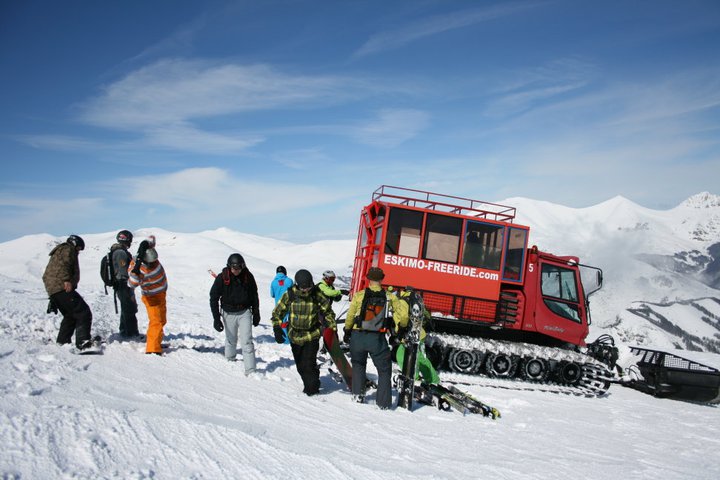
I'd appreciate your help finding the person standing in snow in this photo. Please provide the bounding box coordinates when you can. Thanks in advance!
[316,270,349,303]
[42,235,95,350]
[270,265,293,344]
[343,267,408,409]
[209,253,260,375]
[395,287,440,385]
[128,239,168,355]
[111,230,140,339]
[271,269,337,396]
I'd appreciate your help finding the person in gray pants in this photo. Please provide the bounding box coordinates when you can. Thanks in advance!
[210,253,261,375]
[343,267,408,409]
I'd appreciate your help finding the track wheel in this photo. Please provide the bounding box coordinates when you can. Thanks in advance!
[558,361,583,385]
[485,353,518,378]
[447,348,482,374]
[425,343,445,370]
[521,357,549,382]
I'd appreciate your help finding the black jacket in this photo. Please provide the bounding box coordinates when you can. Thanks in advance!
[209,267,259,320]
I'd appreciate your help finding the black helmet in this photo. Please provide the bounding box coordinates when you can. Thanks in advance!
[226,253,245,269]
[67,234,85,251]
[276,265,287,275]
[294,269,314,289]
[117,230,133,245]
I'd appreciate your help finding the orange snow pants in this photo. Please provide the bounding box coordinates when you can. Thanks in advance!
[142,291,167,354]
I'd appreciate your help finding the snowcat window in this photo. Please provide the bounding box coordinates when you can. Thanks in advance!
[384,208,423,257]
[541,264,581,322]
[502,227,527,282]
[462,221,503,270]
[423,213,462,264]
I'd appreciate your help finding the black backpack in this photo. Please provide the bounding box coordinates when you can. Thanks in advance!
[356,288,388,332]
[100,250,116,293]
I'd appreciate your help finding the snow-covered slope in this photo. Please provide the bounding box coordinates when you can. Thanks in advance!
[503,192,720,354]
[2,195,720,479]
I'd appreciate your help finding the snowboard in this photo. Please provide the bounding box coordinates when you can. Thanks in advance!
[396,291,424,410]
[322,327,353,390]
[73,336,105,355]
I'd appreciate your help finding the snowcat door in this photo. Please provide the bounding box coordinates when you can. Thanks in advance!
[534,260,588,346]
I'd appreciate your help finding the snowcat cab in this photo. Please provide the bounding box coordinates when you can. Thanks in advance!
[350,186,616,395]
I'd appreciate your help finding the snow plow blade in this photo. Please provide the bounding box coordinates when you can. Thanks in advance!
[621,347,720,404]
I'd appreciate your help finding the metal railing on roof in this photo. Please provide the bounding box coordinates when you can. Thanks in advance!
[372,185,516,222]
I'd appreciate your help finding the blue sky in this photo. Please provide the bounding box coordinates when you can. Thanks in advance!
[1,0,719,243]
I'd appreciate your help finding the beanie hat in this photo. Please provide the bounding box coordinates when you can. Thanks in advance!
[294,269,314,289]
[367,267,385,281]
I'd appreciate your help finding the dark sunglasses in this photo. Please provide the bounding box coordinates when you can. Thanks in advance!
[230,264,243,270]
[299,286,313,292]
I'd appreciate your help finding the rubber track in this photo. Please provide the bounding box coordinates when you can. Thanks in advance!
[427,333,616,398]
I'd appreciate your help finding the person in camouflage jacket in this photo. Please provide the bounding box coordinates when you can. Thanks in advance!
[42,235,94,349]
[271,269,336,396]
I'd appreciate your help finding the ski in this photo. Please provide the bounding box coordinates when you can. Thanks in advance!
[417,382,501,419]
[396,290,424,410]
[445,384,501,419]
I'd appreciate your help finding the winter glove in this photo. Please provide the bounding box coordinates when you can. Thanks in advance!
[340,289,349,296]
[332,295,341,302]
[213,316,224,332]
[273,325,285,344]
[131,256,143,275]
[252,308,261,327]
[133,240,149,270]
[46,298,58,315]
[343,328,352,344]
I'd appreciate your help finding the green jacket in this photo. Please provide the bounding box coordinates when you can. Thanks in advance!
[42,242,80,296]
[345,284,408,332]
[316,281,342,302]
[271,285,337,345]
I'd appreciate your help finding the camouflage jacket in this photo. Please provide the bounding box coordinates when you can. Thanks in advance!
[42,242,80,296]
[271,285,336,345]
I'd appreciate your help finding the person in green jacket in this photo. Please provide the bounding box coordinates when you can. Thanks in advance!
[395,288,440,385]
[271,269,337,396]
[316,270,348,303]
[343,267,408,409]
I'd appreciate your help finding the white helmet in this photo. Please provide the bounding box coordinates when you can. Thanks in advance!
[144,247,158,263]
[322,270,336,281]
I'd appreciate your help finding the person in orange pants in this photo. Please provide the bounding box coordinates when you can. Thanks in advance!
[128,238,168,355]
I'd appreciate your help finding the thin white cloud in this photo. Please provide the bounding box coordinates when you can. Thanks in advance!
[482,57,596,116]
[14,134,109,152]
[350,109,430,147]
[0,196,105,239]
[354,2,544,57]
[116,167,328,216]
[143,123,265,154]
[79,60,349,130]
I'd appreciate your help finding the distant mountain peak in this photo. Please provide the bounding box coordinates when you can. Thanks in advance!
[681,192,720,209]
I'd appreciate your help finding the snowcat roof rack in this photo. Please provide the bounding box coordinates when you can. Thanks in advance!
[372,185,516,222]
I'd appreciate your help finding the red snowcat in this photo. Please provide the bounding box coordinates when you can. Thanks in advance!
[349,186,618,396]
[350,186,720,402]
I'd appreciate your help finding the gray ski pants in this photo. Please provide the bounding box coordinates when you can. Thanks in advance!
[222,309,256,374]
[350,331,393,409]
